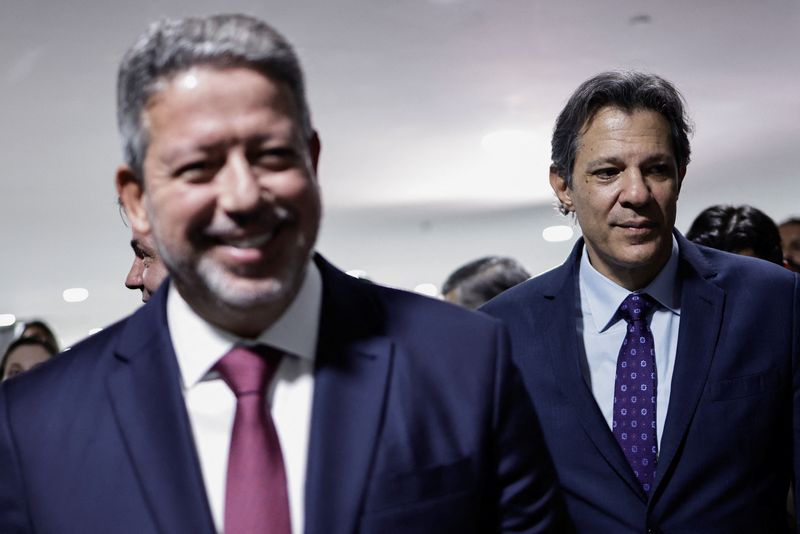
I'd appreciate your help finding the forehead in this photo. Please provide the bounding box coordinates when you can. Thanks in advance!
[576,106,674,162]
[7,344,50,362]
[780,223,800,238]
[143,66,301,143]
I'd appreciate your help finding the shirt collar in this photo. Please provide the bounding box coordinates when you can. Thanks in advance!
[168,261,323,389]
[579,235,681,333]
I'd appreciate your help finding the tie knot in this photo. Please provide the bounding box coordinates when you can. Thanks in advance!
[618,293,655,324]
[215,345,282,398]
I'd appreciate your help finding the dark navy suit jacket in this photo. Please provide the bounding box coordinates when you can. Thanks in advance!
[0,255,564,533]
[483,233,800,533]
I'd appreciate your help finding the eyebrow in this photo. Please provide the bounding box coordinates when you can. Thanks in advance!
[584,153,675,169]
[130,240,146,258]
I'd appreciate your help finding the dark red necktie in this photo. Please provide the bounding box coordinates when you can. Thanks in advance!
[215,345,291,534]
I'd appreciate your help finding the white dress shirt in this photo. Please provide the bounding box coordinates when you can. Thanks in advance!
[167,263,322,534]
[577,237,681,448]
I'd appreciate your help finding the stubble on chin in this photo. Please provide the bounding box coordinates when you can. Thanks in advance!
[195,233,312,311]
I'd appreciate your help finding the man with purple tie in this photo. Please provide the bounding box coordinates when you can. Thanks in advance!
[0,13,564,534]
[482,71,800,532]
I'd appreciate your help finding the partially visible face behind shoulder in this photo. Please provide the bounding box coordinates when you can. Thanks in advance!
[550,106,684,291]
[125,226,169,302]
[779,222,800,272]
[2,344,53,381]
[118,66,322,337]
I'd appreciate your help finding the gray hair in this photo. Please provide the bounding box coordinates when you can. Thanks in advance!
[551,71,693,215]
[117,13,313,182]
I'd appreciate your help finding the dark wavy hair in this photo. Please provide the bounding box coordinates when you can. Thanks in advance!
[443,256,530,309]
[686,205,783,265]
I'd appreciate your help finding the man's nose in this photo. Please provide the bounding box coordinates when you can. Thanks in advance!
[217,151,261,214]
[125,259,144,290]
[618,169,652,206]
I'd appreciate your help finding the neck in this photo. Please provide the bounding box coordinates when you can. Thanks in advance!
[172,281,303,339]
[585,247,671,292]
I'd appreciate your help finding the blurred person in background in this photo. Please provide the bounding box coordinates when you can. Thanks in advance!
[124,227,169,302]
[119,198,169,302]
[1,337,58,381]
[779,217,800,272]
[18,319,59,353]
[686,204,784,265]
[442,256,530,309]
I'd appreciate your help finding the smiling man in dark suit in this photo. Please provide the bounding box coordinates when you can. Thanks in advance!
[0,14,564,534]
[483,71,799,533]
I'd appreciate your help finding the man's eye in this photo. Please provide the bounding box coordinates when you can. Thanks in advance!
[174,160,215,180]
[593,168,619,178]
[254,148,297,168]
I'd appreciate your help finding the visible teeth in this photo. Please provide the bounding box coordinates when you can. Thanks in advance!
[226,232,273,248]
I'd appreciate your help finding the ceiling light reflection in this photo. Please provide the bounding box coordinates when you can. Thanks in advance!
[414,283,439,297]
[542,225,574,242]
[63,288,89,303]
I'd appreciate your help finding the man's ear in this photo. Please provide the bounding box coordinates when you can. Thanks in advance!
[308,130,321,176]
[676,165,687,195]
[116,165,150,235]
[549,165,574,213]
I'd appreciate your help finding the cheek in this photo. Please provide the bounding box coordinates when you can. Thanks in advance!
[654,189,679,216]
[150,187,216,233]
[575,192,613,222]
[287,180,321,218]
[276,173,318,201]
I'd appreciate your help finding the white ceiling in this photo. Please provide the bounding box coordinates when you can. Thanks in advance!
[1,0,799,346]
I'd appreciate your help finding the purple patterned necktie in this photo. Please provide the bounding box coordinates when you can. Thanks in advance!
[612,293,658,493]
[215,345,291,534]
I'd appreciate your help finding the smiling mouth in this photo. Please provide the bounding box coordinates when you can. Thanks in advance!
[207,207,293,250]
[219,232,275,249]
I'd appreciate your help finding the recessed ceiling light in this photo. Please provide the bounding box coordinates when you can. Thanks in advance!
[63,287,89,303]
[0,314,16,327]
[414,283,439,297]
[542,225,574,242]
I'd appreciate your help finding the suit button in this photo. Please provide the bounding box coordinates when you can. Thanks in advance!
[647,528,661,534]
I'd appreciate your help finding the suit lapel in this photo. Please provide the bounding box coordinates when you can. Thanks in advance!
[304,256,393,534]
[653,234,724,492]
[544,241,647,500]
[106,285,215,534]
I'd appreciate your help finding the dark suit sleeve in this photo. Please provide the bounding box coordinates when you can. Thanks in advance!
[490,322,569,533]
[0,385,32,533]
